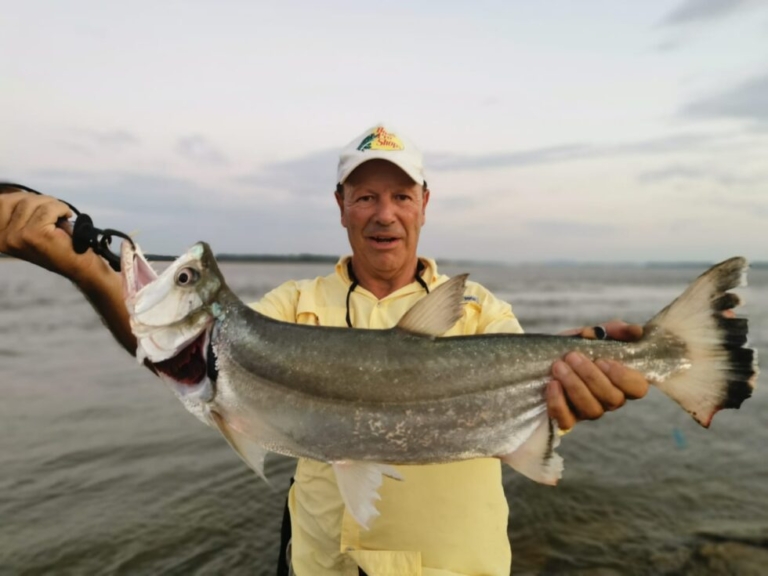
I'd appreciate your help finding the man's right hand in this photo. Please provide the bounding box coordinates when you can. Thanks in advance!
[0,187,104,286]
[0,186,137,354]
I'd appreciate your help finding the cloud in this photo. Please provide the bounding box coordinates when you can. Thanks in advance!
[681,73,768,126]
[705,195,768,219]
[637,165,761,186]
[429,144,592,171]
[654,39,683,52]
[29,170,218,215]
[176,135,228,165]
[236,149,338,198]
[525,220,616,237]
[232,134,721,201]
[241,133,717,189]
[242,142,598,192]
[239,132,715,193]
[661,0,755,26]
[435,196,482,211]
[87,130,140,148]
[58,129,140,155]
[729,200,768,217]
[22,168,343,256]
[427,134,712,172]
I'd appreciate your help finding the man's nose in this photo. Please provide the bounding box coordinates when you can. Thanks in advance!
[374,197,396,224]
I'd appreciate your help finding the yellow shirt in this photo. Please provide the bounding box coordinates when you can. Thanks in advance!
[252,257,524,576]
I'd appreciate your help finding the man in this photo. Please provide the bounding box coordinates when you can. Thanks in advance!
[0,124,648,575]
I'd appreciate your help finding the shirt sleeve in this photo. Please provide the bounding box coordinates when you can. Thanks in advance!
[472,283,524,335]
[249,280,301,323]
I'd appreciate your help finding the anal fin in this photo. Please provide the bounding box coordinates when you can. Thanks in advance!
[499,416,563,485]
[332,461,404,530]
[210,411,270,485]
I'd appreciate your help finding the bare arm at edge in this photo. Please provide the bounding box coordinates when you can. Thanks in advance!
[0,189,137,355]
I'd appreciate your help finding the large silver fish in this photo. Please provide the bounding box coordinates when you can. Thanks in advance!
[121,242,757,528]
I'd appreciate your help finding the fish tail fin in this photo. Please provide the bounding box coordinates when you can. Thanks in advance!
[647,257,757,427]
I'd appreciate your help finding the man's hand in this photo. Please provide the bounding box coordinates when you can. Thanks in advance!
[0,188,104,286]
[0,187,136,354]
[547,321,649,431]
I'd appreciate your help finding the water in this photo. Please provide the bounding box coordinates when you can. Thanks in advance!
[1,260,767,575]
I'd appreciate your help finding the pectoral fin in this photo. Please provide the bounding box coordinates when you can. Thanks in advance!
[332,461,404,530]
[210,411,270,484]
[499,416,563,485]
[396,274,468,336]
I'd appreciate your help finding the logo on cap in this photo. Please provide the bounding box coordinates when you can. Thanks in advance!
[357,127,405,152]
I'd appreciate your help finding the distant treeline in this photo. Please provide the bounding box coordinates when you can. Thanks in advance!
[537,260,768,270]
[145,253,340,264]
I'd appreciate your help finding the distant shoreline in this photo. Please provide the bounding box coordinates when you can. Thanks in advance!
[1,253,766,269]
[146,253,341,264]
[0,253,340,264]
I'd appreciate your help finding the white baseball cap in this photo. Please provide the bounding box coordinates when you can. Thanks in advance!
[337,124,425,185]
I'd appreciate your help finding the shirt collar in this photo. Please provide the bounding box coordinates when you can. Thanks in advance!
[334,256,440,291]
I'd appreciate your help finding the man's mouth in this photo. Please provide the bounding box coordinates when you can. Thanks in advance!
[368,236,400,245]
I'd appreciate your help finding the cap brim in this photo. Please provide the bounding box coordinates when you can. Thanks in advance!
[338,151,423,185]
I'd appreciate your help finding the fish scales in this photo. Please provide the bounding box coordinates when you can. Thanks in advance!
[217,291,684,404]
[207,295,689,464]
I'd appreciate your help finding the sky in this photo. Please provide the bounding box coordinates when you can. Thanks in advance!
[1,0,767,263]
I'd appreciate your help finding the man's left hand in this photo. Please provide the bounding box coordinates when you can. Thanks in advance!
[547,321,649,431]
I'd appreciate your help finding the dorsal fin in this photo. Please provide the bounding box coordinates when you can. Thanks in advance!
[396,274,468,337]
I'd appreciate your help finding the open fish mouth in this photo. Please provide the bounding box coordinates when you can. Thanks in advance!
[120,241,214,385]
[153,331,210,385]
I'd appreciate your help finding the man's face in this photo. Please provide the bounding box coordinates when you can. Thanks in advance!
[335,160,430,280]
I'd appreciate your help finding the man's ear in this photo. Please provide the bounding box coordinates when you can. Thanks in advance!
[421,188,430,225]
[335,190,346,228]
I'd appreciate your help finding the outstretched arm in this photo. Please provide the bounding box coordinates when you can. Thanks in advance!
[0,188,137,354]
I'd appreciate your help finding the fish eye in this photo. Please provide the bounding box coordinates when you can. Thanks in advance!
[175,266,201,287]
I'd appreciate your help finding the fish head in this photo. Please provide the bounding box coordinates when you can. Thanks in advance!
[122,241,223,330]
[121,241,226,422]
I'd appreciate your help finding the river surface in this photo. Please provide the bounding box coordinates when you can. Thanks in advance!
[1,259,767,575]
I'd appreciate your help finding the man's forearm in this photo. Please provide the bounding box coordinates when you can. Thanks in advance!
[78,263,137,356]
